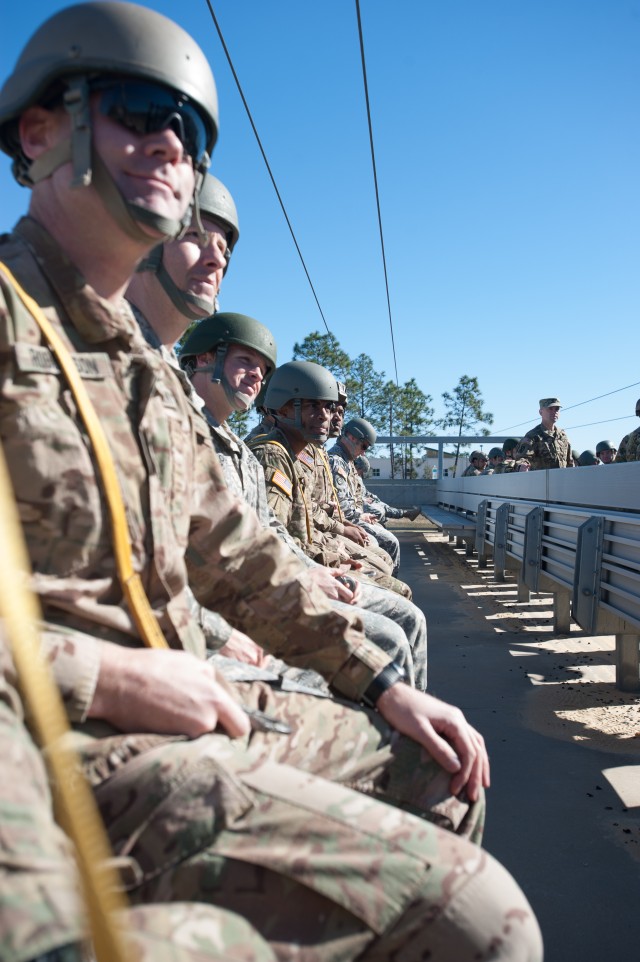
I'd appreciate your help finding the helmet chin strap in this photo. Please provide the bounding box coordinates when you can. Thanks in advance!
[28,77,195,243]
[272,400,326,442]
[137,246,214,320]
[190,345,256,412]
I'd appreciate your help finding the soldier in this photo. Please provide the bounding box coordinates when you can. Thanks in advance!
[328,380,348,438]
[328,417,403,572]
[181,319,426,690]
[0,4,542,959]
[514,398,573,469]
[481,447,504,475]
[577,450,600,466]
[616,399,640,462]
[596,440,617,464]
[244,360,427,688]
[492,438,530,474]
[127,171,238,361]
[462,451,488,476]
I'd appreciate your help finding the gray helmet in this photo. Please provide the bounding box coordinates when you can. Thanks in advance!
[198,174,240,254]
[0,1,218,241]
[469,450,487,462]
[595,440,616,455]
[180,312,276,412]
[488,447,503,459]
[503,437,519,454]
[343,417,377,447]
[354,454,371,478]
[137,173,238,320]
[578,449,599,466]
[335,380,348,407]
[265,360,337,441]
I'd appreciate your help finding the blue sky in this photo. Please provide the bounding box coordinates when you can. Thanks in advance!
[2,1,639,455]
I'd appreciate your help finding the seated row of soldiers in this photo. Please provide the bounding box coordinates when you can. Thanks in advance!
[0,4,542,960]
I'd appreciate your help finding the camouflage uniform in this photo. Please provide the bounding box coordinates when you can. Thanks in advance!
[309,444,413,599]
[461,465,482,477]
[616,426,640,462]
[514,424,572,469]
[246,429,427,689]
[327,439,401,572]
[0,221,541,962]
[492,460,528,474]
[0,638,275,962]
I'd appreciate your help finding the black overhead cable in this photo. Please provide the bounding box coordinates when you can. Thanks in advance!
[203,0,331,335]
[495,379,640,434]
[355,0,399,386]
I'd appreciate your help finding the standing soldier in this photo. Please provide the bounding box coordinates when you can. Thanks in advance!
[514,398,573,469]
[616,399,640,462]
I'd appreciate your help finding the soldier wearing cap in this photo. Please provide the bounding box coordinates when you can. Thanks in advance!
[462,451,488,476]
[596,440,617,464]
[514,398,573,469]
[615,399,640,462]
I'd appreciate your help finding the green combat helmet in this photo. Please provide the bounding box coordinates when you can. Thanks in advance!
[138,173,240,320]
[488,447,503,460]
[354,454,371,478]
[577,450,599,466]
[264,360,338,441]
[343,417,377,448]
[595,440,616,455]
[0,1,218,241]
[180,312,276,411]
[502,438,520,455]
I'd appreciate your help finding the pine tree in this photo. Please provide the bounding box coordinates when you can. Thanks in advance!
[439,375,493,476]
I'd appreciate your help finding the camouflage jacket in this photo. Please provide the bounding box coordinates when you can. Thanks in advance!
[0,219,389,716]
[326,439,363,522]
[616,426,640,462]
[247,429,344,568]
[514,423,573,469]
[462,465,481,477]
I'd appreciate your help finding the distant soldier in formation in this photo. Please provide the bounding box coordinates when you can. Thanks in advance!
[596,440,617,464]
[577,450,600,466]
[481,447,504,474]
[354,454,421,520]
[616,399,640,462]
[514,398,573,469]
[462,451,488,476]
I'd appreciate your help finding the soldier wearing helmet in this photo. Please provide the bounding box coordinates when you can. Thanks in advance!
[481,447,504,475]
[461,451,488,477]
[492,438,530,474]
[596,440,617,464]
[615,399,640,462]
[327,418,405,573]
[514,398,573,469]
[127,172,240,360]
[329,380,348,438]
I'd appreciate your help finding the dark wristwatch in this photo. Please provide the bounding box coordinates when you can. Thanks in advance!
[361,662,405,709]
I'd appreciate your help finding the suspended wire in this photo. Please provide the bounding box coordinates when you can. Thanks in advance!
[202,0,331,335]
[355,0,399,386]
[495,379,640,433]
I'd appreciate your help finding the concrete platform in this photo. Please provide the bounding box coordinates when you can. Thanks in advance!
[396,526,640,962]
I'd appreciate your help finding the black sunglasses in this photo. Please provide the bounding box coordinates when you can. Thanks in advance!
[96,79,212,165]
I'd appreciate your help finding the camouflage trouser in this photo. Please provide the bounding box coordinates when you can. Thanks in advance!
[359,521,401,572]
[336,535,413,600]
[0,700,84,962]
[83,685,542,962]
[357,581,428,691]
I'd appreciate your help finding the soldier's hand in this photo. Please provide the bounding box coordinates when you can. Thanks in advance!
[360,512,377,524]
[89,644,250,739]
[376,684,490,802]
[342,522,368,546]
[310,564,353,602]
[219,629,268,667]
